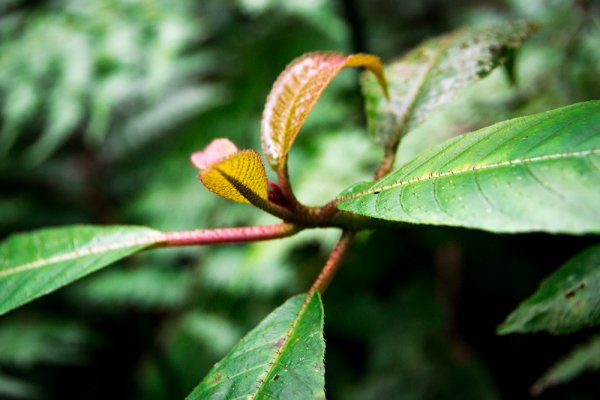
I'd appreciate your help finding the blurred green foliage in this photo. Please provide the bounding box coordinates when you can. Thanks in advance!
[0,0,599,398]
[0,0,221,164]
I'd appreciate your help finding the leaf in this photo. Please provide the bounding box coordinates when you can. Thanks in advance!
[362,21,535,150]
[192,138,268,204]
[337,101,600,234]
[498,244,600,335]
[261,52,387,171]
[187,292,325,400]
[531,334,600,396]
[0,225,162,315]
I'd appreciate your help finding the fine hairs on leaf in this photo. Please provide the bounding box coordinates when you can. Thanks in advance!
[191,138,269,205]
[0,19,599,399]
[261,52,387,172]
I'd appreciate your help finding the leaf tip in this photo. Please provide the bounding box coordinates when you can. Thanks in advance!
[191,138,238,170]
[346,53,389,99]
[192,140,268,205]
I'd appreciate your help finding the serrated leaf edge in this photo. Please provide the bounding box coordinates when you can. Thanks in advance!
[250,292,323,399]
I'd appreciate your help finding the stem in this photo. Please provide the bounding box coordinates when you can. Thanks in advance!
[292,200,338,226]
[373,146,397,180]
[158,223,300,247]
[309,230,356,295]
[218,170,296,221]
[246,192,297,221]
[277,157,303,212]
[274,157,345,226]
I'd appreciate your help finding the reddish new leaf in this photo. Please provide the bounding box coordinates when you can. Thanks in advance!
[261,52,388,171]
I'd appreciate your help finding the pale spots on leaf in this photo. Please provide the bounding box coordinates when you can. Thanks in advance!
[362,21,536,149]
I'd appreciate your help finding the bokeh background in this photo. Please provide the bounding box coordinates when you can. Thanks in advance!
[1,0,599,398]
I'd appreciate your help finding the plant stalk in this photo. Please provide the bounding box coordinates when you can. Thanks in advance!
[158,223,301,247]
[218,169,297,221]
[277,157,303,211]
[310,230,356,295]
[374,146,397,180]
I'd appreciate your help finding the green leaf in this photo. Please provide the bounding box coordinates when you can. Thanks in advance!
[531,334,600,396]
[187,292,325,400]
[0,225,162,315]
[498,244,600,335]
[362,21,535,150]
[337,101,600,234]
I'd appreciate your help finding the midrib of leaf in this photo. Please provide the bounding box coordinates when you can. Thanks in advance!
[279,67,332,168]
[265,64,320,165]
[251,293,316,398]
[0,234,164,278]
[283,78,313,153]
[337,149,600,202]
[383,36,452,149]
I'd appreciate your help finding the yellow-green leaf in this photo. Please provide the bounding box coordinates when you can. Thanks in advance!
[261,52,388,171]
[192,138,268,204]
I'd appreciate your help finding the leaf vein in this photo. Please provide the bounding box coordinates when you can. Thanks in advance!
[0,234,164,278]
[339,149,600,201]
[473,168,513,220]
[251,294,315,397]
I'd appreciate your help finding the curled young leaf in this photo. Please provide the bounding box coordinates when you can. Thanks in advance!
[261,52,388,172]
[192,138,268,204]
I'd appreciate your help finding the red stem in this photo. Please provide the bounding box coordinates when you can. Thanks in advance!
[277,158,302,211]
[373,149,395,180]
[309,230,356,295]
[157,223,300,247]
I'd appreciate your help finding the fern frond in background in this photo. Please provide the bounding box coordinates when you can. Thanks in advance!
[0,0,220,164]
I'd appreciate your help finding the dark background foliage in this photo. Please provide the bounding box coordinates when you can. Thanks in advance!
[0,0,599,398]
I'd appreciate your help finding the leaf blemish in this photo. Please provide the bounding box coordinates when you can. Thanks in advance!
[273,374,280,381]
[210,372,224,384]
[489,44,507,54]
[565,282,586,299]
